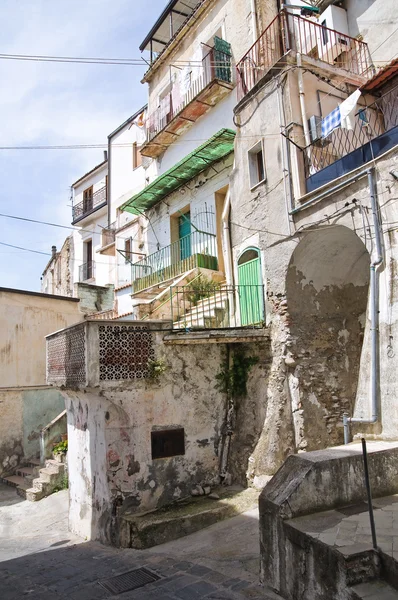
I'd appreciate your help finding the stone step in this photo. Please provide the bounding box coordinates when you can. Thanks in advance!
[38,468,63,483]
[16,467,34,478]
[27,458,41,467]
[350,579,398,599]
[25,487,47,502]
[1,475,27,488]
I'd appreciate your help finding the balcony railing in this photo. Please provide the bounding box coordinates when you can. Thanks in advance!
[146,46,232,143]
[171,284,265,330]
[72,185,107,222]
[131,230,218,294]
[79,260,95,282]
[236,11,371,101]
[302,84,398,191]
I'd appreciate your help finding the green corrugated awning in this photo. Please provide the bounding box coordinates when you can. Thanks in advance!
[121,128,235,215]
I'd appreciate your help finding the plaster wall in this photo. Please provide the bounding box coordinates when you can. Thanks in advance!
[231,64,398,477]
[345,0,398,64]
[73,162,108,207]
[72,213,115,288]
[109,122,147,223]
[41,236,74,297]
[63,329,228,543]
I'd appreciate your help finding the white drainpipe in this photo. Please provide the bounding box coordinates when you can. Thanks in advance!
[250,0,258,43]
[343,168,383,443]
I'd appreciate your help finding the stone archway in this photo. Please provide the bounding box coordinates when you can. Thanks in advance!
[286,225,370,451]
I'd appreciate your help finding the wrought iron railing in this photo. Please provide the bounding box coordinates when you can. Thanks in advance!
[236,11,372,101]
[131,230,218,293]
[171,284,265,330]
[79,260,95,282]
[72,185,107,222]
[147,46,232,141]
[303,84,398,179]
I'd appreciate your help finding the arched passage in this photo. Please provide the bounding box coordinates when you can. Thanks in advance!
[286,225,370,450]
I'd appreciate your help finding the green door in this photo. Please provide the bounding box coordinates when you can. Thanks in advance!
[238,250,264,326]
[179,212,191,260]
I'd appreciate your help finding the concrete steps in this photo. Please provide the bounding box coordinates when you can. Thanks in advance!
[350,580,398,598]
[25,459,66,502]
[173,289,229,329]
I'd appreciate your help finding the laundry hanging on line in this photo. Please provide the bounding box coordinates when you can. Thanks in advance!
[321,89,362,138]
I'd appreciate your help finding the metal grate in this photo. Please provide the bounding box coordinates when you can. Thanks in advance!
[47,323,86,386]
[99,567,161,595]
[99,325,154,380]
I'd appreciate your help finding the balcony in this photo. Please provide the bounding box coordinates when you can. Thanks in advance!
[79,260,95,282]
[141,46,234,158]
[302,84,398,192]
[72,185,107,224]
[236,11,372,102]
[46,320,168,388]
[131,230,218,294]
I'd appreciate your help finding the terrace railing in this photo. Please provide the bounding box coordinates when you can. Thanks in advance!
[303,84,398,181]
[72,185,107,222]
[171,284,265,329]
[147,46,232,141]
[236,11,372,101]
[131,230,218,294]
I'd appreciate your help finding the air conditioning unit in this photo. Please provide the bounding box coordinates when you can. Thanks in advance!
[317,5,350,64]
[308,115,322,143]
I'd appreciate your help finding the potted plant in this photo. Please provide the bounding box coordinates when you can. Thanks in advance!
[52,439,68,463]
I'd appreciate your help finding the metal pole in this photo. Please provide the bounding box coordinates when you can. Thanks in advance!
[361,438,378,550]
[343,412,350,445]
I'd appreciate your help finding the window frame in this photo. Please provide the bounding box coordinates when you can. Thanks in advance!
[132,142,142,170]
[151,428,185,460]
[248,140,266,190]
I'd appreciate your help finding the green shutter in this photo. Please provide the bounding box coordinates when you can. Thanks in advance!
[179,213,191,260]
[213,36,232,82]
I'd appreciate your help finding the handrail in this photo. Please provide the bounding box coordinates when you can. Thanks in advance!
[72,185,107,221]
[131,230,218,293]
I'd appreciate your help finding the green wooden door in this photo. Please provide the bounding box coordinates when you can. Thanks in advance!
[179,212,191,260]
[238,253,264,325]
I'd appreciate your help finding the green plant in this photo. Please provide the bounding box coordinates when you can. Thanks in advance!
[216,348,259,398]
[53,439,68,455]
[186,275,220,305]
[53,475,68,493]
[147,358,167,381]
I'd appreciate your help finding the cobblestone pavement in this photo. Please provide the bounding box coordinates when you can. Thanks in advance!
[0,484,281,600]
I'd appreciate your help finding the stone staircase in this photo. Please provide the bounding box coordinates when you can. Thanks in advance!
[173,286,230,329]
[1,457,67,502]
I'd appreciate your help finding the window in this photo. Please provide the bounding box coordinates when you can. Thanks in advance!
[83,186,93,213]
[83,239,93,279]
[248,141,266,189]
[151,428,185,459]
[124,237,132,263]
[132,143,142,170]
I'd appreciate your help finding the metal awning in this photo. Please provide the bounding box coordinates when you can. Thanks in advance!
[139,0,200,54]
[121,129,235,215]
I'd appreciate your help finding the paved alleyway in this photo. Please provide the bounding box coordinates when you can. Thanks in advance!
[0,483,281,600]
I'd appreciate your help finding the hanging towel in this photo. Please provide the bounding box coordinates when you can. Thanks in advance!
[340,89,362,130]
[321,106,341,138]
[181,65,192,95]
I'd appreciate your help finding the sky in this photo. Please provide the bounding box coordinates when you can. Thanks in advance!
[0,0,167,292]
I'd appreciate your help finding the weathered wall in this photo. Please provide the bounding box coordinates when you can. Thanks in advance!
[230,60,398,480]
[63,328,228,543]
[0,386,66,475]
[0,288,82,472]
[74,282,115,316]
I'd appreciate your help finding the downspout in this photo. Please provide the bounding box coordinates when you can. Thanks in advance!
[107,136,111,227]
[250,0,258,43]
[343,168,383,443]
[277,79,294,231]
[297,53,311,150]
[221,173,236,324]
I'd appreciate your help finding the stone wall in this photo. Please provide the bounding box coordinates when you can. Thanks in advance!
[74,282,114,315]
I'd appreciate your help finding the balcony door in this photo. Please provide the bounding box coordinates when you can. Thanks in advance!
[179,212,191,260]
[237,248,264,325]
[85,239,93,280]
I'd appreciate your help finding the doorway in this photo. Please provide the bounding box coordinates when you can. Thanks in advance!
[237,248,264,325]
[179,212,191,260]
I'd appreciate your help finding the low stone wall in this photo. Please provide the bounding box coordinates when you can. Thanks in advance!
[259,441,398,599]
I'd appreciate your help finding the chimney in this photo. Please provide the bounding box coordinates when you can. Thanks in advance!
[51,245,57,259]
[103,150,108,161]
